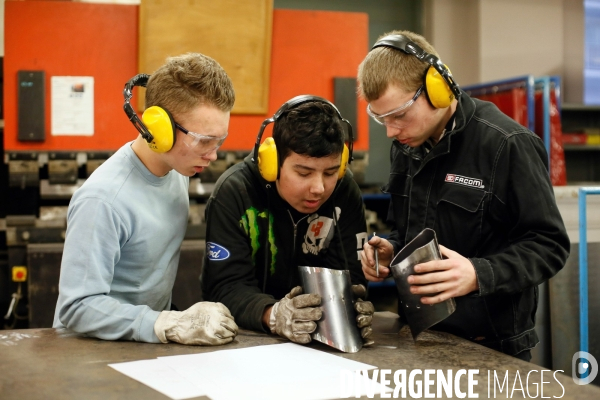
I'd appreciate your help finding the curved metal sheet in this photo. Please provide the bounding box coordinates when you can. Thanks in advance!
[389,228,456,340]
[299,266,363,353]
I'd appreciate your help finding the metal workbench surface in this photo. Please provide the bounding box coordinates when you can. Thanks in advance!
[1,312,598,399]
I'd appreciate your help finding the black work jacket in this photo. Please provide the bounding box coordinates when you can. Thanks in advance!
[202,154,368,332]
[384,92,570,355]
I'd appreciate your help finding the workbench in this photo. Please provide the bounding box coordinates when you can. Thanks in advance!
[1,312,598,399]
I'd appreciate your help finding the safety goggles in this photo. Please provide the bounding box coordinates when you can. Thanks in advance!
[175,122,228,154]
[366,85,424,127]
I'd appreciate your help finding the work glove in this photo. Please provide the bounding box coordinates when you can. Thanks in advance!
[352,284,375,347]
[154,302,238,346]
[269,286,322,344]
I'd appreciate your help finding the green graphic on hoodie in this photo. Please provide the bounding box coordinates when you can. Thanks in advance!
[240,207,277,274]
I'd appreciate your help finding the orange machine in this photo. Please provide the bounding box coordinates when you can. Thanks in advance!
[4,2,369,154]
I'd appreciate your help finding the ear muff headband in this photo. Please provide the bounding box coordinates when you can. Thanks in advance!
[123,74,176,153]
[371,34,461,108]
[252,95,354,182]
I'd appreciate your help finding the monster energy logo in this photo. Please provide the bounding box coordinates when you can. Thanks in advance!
[240,207,277,274]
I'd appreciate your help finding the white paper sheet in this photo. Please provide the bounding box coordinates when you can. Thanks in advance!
[108,359,205,400]
[110,343,392,400]
[51,76,94,135]
[157,343,391,400]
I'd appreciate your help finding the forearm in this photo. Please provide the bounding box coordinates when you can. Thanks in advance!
[262,305,273,331]
[337,177,369,286]
[474,134,570,295]
[205,277,276,332]
[56,292,161,342]
[385,229,404,257]
[471,236,569,296]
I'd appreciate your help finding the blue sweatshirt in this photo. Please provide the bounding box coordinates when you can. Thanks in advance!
[53,142,189,342]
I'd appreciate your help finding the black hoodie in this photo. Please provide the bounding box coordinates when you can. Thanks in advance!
[202,154,368,332]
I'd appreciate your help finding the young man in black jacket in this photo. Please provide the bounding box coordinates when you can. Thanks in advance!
[358,30,570,361]
[202,96,374,345]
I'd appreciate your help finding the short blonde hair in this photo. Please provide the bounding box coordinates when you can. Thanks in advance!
[357,30,439,102]
[146,53,235,115]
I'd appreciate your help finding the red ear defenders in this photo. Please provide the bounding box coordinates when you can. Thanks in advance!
[123,74,178,153]
[251,95,354,182]
[371,34,461,109]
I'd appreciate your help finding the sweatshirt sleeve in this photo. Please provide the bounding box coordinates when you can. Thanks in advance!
[202,180,276,332]
[53,197,161,343]
[470,132,570,296]
[333,174,369,288]
[382,141,409,256]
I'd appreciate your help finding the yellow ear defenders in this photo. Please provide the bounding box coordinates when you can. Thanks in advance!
[371,34,461,109]
[252,95,354,182]
[123,74,177,153]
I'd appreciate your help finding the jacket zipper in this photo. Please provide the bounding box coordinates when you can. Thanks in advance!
[287,210,309,256]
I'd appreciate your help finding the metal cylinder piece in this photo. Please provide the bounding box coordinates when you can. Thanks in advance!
[299,266,363,353]
[389,228,456,340]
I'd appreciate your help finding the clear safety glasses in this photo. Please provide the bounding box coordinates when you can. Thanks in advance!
[175,122,228,155]
[366,85,424,127]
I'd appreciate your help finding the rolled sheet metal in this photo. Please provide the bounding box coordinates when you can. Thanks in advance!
[299,266,363,353]
[389,228,456,340]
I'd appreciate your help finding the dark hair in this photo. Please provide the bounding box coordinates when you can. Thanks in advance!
[272,101,345,163]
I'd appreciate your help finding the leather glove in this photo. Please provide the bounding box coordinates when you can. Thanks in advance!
[352,284,375,347]
[269,286,322,344]
[154,302,238,345]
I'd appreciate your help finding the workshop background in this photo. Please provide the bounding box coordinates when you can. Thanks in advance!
[1,0,599,382]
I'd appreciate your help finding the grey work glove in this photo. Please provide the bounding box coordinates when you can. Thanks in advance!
[352,284,375,347]
[269,286,322,344]
[154,302,238,346]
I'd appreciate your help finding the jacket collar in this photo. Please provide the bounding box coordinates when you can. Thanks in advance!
[396,91,477,160]
[453,90,477,133]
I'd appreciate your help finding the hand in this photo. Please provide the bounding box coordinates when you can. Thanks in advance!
[408,245,479,305]
[154,302,238,345]
[360,236,394,282]
[351,284,375,347]
[270,286,322,344]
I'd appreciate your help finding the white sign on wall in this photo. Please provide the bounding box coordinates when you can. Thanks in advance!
[51,76,94,136]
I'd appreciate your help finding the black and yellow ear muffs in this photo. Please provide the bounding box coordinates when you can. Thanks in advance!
[371,34,461,109]
[123,74,177,153]
[251,95,354,183]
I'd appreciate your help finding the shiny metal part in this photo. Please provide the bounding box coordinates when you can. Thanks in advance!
[40,179,84,200]
[48,159,78,184]
[8,160,39,188]
[299,266,363,353]
[373,232,379,277]
[389,228,456,340]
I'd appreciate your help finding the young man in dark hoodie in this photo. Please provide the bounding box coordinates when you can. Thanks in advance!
[202,95,374,345]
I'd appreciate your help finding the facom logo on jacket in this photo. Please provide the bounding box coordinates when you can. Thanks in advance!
[445,174,484,189]
[207,242,230,261]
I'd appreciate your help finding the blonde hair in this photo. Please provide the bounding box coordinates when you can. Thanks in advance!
[357,30,440,102]
[146,53,235,115]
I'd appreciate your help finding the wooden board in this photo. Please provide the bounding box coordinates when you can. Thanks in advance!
[225,9,370,152]
[139,0,273,115]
